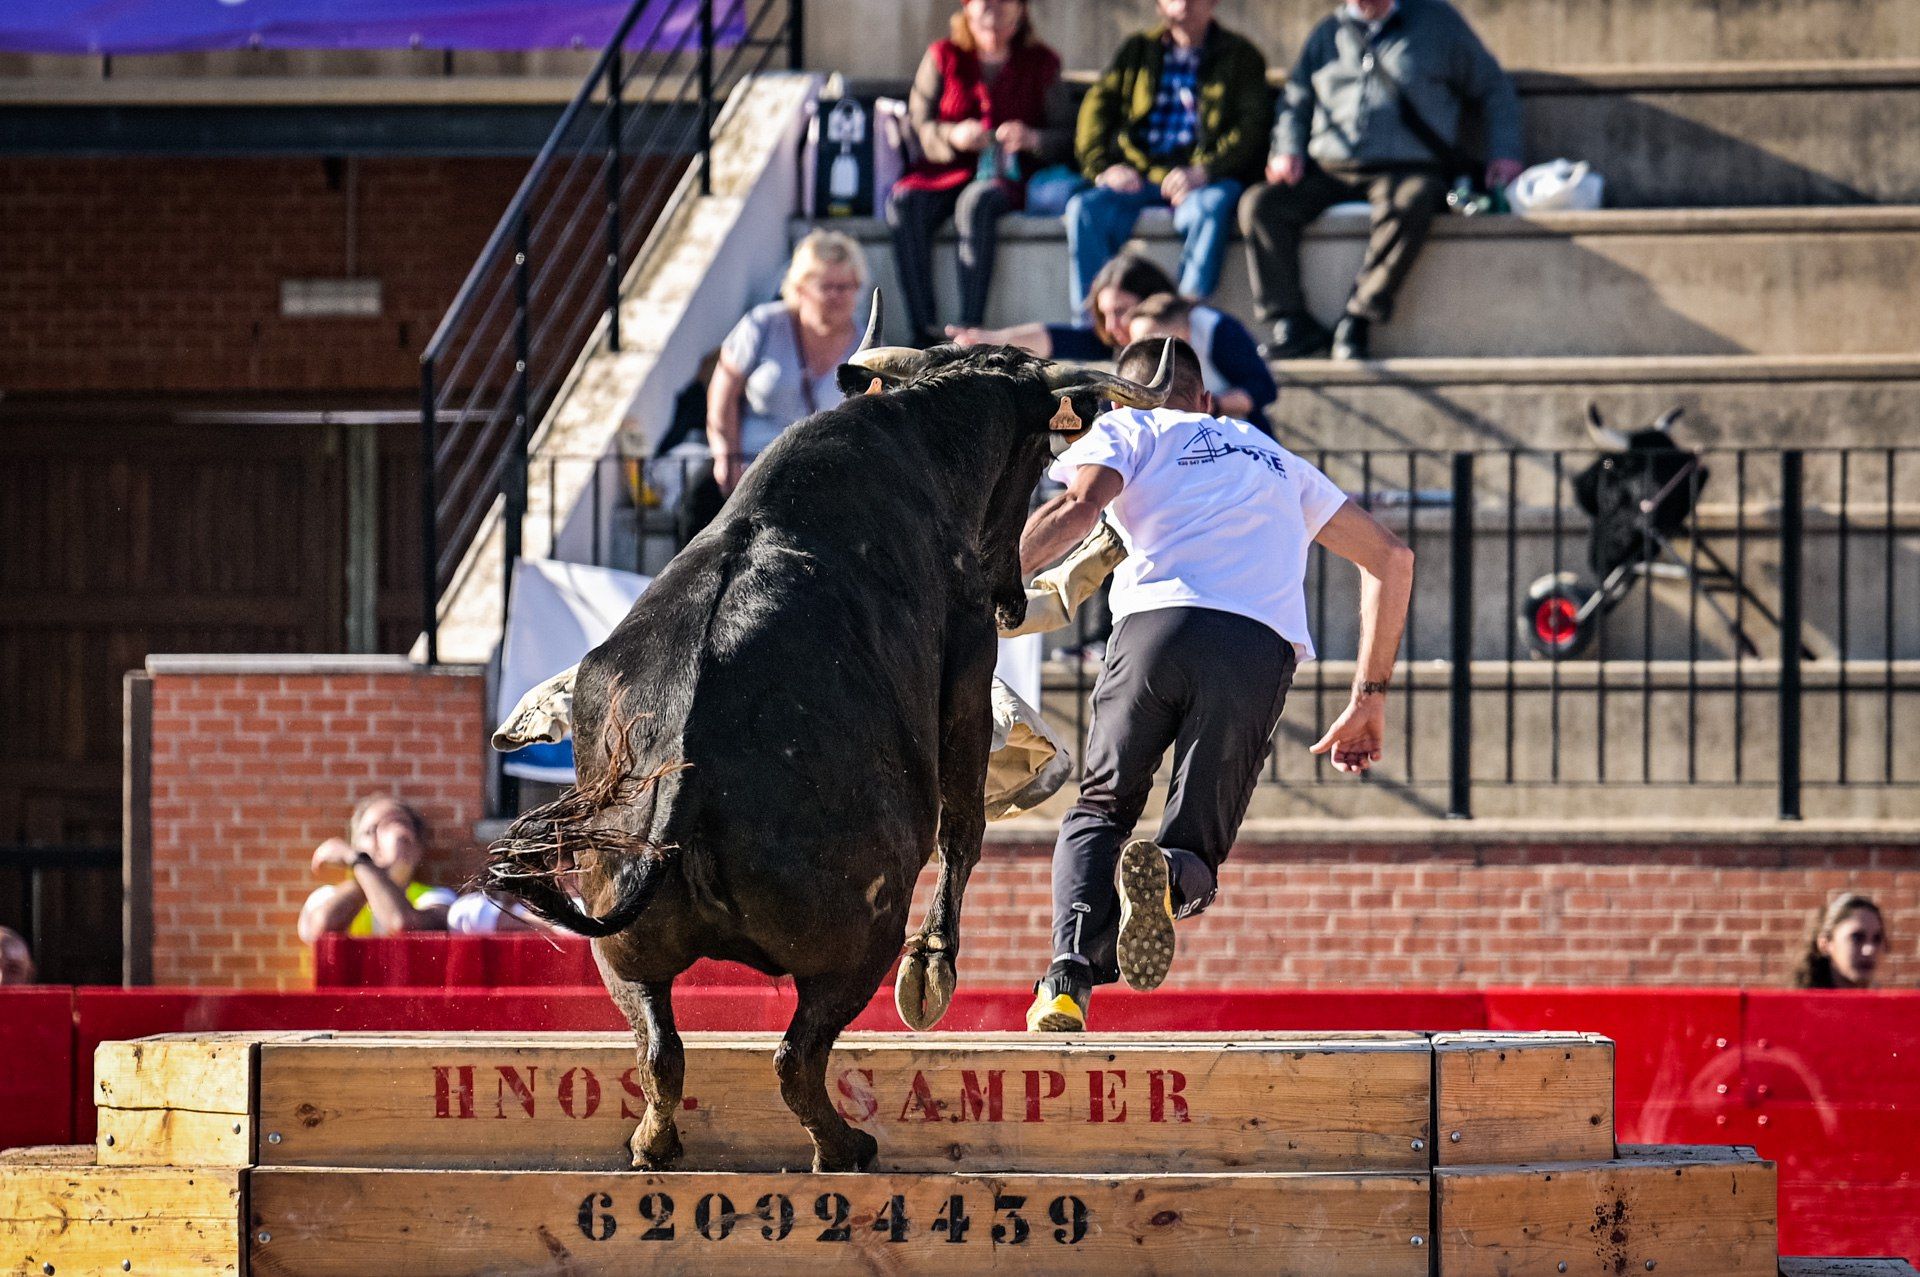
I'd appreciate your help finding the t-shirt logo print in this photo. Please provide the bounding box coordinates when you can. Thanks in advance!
[1175,422,1288,476]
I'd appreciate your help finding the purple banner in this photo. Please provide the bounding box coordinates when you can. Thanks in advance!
[0,0,743,56]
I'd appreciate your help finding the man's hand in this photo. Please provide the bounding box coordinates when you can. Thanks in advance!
[311,837,359,874]
[950,118,989,152]
[1485,158,1524,191]
[1266,154,1306,186]
[1161,164,1209,205]
[1096,163,1145,193]
[1310,693,1387,774]
[994,120,1040,154]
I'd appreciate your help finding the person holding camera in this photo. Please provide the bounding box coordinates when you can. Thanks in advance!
[297,795,455,942]
[1239,0,1522,361]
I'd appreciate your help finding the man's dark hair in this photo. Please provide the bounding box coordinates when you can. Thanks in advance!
[1114,336,1206,409]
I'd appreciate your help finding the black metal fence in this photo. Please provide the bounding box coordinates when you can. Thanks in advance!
[531,444,1920,820]
[418,0,800,661]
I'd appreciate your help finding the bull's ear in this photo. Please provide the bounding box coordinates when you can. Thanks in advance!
[1048,391,1103,434]
[838,364,901,398]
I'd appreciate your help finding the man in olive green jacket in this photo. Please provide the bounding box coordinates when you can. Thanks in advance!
[1068,0,1271,312]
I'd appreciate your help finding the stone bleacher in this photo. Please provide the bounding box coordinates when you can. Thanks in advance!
[803,0,1920,453]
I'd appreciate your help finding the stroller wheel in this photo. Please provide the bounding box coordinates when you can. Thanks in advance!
[1521,573,1595,659]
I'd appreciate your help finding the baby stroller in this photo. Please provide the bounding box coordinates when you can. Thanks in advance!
[1520,405,1806,660]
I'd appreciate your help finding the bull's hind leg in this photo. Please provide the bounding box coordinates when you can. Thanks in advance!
[599,959,686,1169]
[776,968,884,1172]
[898,637,997,1031]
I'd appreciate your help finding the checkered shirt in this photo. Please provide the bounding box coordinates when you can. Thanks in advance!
[1143,40,1200,161]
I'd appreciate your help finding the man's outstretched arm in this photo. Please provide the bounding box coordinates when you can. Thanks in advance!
[1308,500,1415,773]
[1019,463,1125,576]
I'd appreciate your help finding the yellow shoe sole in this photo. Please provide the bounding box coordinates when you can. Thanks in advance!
[1116,838,1176,991]
[1025,991,1087,1033]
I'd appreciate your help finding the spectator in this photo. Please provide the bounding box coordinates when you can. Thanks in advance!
[1240,0,1522,360]
[0,926,35,985]
[647,348,727,547]
[1124,292,1278,428]
[708,229,870,495]
[1068,0,1270,310]
[1793,893,1887,989]
[297,796,455,943]
[950,254,1273,425]
[448,891,551,934]
[887,0,1075,348]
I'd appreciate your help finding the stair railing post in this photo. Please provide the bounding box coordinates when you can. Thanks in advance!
[604,46,624,353]
[699,0,715,195]
[418,361,440,665]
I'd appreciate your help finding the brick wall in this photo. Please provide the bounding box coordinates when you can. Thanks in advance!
[144,658,487,989]
[932,837,1917,989]
[0,156,527,394]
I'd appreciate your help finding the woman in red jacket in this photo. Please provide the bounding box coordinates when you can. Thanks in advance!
[885,0,1074,347]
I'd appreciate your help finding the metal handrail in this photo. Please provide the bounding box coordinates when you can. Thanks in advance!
[418,0,798,662]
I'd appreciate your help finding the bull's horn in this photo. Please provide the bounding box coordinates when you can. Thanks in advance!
[856,289,882,353]
[845,289,933,379]
[1042,336,1175,408]
[1651,407,1685,434]
[1585,402,1630,451]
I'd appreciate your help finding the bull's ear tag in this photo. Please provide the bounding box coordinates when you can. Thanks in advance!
[1048,395,1081,432]
[865,377,885,396]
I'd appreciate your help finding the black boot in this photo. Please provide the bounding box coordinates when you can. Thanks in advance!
[1331,314,1371,361]
[1258,314,1332,361]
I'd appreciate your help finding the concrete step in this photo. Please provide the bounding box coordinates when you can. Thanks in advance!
[1264,355,1920,454]
[1520,62,1920,206]
[847,62,1920,208]
[829,206,1920,360]
[808,0,1920,79]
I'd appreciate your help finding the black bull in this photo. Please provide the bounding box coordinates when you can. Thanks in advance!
[485,327,1173,1172]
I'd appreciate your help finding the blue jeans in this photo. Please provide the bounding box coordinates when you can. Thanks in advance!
[1065,178,1244,310]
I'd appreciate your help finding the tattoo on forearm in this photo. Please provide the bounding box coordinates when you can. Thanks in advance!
[1354,679,1392,697]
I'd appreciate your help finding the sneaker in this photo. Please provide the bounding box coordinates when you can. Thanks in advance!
[1025,967,1092,1032]
[1258,314,1332,361]
[1331,314,1372,361]
[1115,838,1177,991]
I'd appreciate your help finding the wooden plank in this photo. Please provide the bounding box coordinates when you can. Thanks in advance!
[249,1032,1433,1174]
[0,1148,243,1276]
[1433,1032,1615,1165]
[92,1035,260,1113]
[96,1108,252,1168]
[248,1167,1432,1276]
[1780,1261,1919,1276]
[1437,1144,1777,1277]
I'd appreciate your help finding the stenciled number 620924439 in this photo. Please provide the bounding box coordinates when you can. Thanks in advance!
[577,1190,1091,1245]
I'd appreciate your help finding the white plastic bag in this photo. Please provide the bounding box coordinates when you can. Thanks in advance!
[1507,159,1605,213]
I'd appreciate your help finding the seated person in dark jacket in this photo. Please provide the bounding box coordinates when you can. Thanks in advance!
[886,0,1075,348]
[1067,0,1270,311]
[1239,0,1522,360]
[947,254,1272,426]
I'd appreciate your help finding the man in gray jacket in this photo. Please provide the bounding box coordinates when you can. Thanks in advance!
[1238,0,1522,360]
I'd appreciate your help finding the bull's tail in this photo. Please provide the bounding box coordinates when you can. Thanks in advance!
[480,681,685,938]
[482,819,668,938]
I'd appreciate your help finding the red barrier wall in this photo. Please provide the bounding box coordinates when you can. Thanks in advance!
[1,986,1912,1261]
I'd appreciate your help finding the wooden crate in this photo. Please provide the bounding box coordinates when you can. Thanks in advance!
[1432,1032,1615,1166]
[0,1146,243,1277]
[247,1166,1432,1276]
[1437,1144,1778,1276]
[100,1031,1437,1174]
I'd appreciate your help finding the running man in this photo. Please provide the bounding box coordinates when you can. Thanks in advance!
[1021,336,1413,1031]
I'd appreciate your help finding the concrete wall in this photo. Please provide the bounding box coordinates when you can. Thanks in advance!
[832,207,1920,359]
[805,0,1920,78]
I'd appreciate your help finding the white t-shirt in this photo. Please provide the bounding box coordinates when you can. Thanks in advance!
[1049,407,1350,659]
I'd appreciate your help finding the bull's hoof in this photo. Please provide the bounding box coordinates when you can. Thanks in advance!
[629,1121,683,1170]
[813,1127,879,1173]
[894,949,955,1031]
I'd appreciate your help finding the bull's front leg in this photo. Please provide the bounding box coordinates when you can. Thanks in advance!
[896,628,997,1032]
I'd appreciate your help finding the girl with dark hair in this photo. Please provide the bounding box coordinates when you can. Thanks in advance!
[948,253,1277,427]
[1792,893,1887,989]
